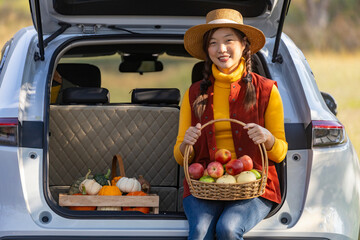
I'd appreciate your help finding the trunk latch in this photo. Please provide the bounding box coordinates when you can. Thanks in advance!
[79,24,102,34]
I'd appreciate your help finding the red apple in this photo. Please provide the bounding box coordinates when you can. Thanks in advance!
[215,149,232,165]
[207,161,224,178]
[225,159,244,176]
[188,163,204,180]
[238,155,253,171]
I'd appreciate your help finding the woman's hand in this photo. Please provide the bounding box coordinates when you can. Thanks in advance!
[244,123,275,150]
[179,123,202,157]
[183,123,202,145]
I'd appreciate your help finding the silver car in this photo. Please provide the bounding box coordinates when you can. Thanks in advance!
[0,0,359,239]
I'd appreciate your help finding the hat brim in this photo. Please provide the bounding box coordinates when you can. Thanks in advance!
[184,23,265,60]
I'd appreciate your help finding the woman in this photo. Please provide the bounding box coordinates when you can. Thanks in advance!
[173,9,288,240]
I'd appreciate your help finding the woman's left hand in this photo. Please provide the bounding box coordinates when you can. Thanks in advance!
[244,123,275,150]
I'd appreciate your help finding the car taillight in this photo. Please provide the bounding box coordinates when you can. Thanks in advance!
[312,120,346,147]
[0,118,18,146]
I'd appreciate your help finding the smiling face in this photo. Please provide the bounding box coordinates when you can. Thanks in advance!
[207,28,245,74]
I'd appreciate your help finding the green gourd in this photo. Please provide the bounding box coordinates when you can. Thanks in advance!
[68,169,94,195]
[94,168,111,186]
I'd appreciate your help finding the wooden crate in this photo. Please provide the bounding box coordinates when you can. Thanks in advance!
[59,194,159,214]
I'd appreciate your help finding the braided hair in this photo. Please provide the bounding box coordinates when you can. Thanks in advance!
[193,28,256,120]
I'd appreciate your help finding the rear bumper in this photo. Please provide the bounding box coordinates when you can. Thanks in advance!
[0,237,186,240]
[0,236,329,240]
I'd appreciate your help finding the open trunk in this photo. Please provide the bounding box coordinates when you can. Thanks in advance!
[46,38,286,218]
[47,38,191,217]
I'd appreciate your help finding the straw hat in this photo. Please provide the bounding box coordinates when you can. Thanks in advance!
[184,8,265,60]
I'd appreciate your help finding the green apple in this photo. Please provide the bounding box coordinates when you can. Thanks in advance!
[199,175,215,183]
[250,169,261,179]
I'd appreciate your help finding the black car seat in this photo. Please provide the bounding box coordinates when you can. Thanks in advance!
[56,63,101,87]
[61,87,109,105]
[191,61,205,84]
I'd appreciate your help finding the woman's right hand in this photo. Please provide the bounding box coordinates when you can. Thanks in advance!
[183,123,202,146]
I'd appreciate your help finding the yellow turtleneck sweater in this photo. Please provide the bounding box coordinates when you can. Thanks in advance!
[174,60,288,165]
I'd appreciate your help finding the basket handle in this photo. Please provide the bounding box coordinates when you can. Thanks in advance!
[111,154,126,179]
[183,118,268,193]
[258,141,268,195]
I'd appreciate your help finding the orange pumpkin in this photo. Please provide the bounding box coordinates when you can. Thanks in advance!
[98,185,122,196]
[97,181,122,211]
[123,191,150,214]
[111,176,122,186]
[68,193,96,211]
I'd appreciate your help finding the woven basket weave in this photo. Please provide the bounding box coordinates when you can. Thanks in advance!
[184,118,268,201]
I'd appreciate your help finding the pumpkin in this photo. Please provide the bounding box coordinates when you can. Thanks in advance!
[94,168,111,186]
[97,180,122,211]
[68,169,94,195]
[116,177,141,193]
[79,169,102,195]
[69,186,96,211]
[111,176,122,186]
[123,191,150,214]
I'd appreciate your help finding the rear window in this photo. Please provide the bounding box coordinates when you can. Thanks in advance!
[56,43,198,103]
[53,0,271,18]
[58,54,196,103]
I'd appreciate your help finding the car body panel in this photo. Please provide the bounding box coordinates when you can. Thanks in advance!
[29,0,284,38]
[287,143,360,239]
[0,28,35,119]
[280,34,336,122]
[262,36,310,125]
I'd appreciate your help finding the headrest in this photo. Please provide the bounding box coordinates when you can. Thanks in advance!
[56,63,101,87]
[131,88,180,105]
[192,61,205,84]
[62,87,109,104]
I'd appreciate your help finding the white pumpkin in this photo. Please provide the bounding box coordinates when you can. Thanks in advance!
[79,179,102,195]
[116,177,141,193]
[97,206,122,211]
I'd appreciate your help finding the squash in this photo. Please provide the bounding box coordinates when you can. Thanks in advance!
[97,180,122,211]
[98,181,122,196]
[123,191,150,214]
[68,186,96,211]
[94,168,111,186]
[116,177,141,193]
[111,176,122,186]
[68,169,94,195]
[79,169,102,195]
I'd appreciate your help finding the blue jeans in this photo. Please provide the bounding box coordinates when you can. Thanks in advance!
[183,195,273,240]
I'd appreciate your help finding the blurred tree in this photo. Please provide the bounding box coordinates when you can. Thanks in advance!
[285,0,360,51]
[305,0,330,30]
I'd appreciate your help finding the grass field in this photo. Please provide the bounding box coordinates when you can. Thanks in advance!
[305,51,360,158]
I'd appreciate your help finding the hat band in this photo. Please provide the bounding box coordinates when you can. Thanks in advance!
[207,19,240,24]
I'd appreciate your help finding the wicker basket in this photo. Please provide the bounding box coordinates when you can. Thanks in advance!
[184,118,268,201]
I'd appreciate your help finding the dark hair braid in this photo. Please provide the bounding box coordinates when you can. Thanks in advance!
[192,55,214,120]
[241,35,256,111]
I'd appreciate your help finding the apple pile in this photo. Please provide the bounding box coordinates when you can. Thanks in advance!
[188,149,261,184]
